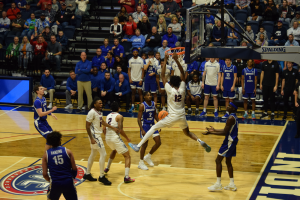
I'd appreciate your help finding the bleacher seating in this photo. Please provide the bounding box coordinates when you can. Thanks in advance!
[247,21,259,34]
[64,26,76,40]
[235,10,248,23]
[182,0,193,9]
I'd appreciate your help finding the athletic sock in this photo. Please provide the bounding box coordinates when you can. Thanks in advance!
[217,177,221,184]
[125,168,130,178]
[245,111,248,114]
[230,178,234,184]
[196,108,199,111]
[252,111,255,114]
[131,104,134,107]
[203,108,206,112]
[147,153,151,157]
[264,112,267,115]
[107,158,113,169]
[140,159,144,163]
[188,108,191,110]
[226,111,229,114]
[271,113,275,115]
[197,138,202,143]
[214,109,218,112]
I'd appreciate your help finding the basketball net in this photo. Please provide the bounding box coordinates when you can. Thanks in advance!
[165,47,185,65]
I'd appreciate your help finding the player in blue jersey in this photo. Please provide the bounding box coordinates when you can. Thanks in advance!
[33,85,58,150]
[203,102,238,192]
[241,59,257,119]
[221,58,237,118]
[144,51,158,105]
[42,131,78,200]
[137,91,161,170]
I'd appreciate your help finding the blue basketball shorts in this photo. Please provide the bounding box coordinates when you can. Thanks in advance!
[204,85,218,96]
[144,82,157,93]
[223,90,235,99]
[243,93,256,99]
[218,142,237,157]
[140,123,159,139]
[159,82,164,90]
[130,81,142,89]
[47,179,78,200]
[34,120,53,139]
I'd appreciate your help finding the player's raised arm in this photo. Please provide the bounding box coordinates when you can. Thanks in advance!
[42,153,50,182]
[203,116,235,136]
[161,55,168,86]
[117,115,130,142]
[172,52,186,82]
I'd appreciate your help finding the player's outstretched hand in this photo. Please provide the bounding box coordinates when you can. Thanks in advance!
[202,131,209,135]
[206,126,215,132]
[52,106,57,111]
[51,113,58,120]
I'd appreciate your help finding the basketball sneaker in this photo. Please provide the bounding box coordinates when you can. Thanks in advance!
[104,168,109,173]
[124,177,135,183]
[242,113,248,119]
[128,105,134,113]
[224,183,237,191]
[195,110,199,115]
[83,173,97,181]
[200,141,211,153]
[47,103,53,109]
[199,111,207,117]
[98,175,112,185]
[128,143,140,152]
[144,155,154,167]
[260,112,268,119]
[214,111,218,118]
[187,110,192,115]
[252,113,256,119]
[65,104,73,109]
[271,113,275,120]
[138,161,149,170]
[208,183,223,191]
[222,113,229,119]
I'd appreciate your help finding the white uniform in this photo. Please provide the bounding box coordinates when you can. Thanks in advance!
[128,56,144,89]
[105,112,128,154]
[187,80,202,96]
[86,108,105,149]
[172,62,187,77]
[144,58,159,68]
[204,60,220,86]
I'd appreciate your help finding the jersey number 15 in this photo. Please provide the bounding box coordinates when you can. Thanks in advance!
[53,155,64,165]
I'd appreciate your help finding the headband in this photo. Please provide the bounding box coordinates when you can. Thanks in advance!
[229,102,238,110]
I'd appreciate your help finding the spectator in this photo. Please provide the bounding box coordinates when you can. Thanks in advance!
[175,8,185,28]
[8,12,25,37]
[224,0,235,9]
[114,65,129,81]
[290,11,300,28]
[256,33,269,46]
[100,38,112,58]
[157,16,167,35]
[52,0,59,12]
[255,26,268,41]
[75,52,93,111]
[216,9,230,23]
[110,17,122,39]
[114,56,127,72]
[100,72,115,107]
[234,0,251,16]
[118,0,135,14]
[138,0,148,16]
[212,20,222,43]
[18,36,32,72]
[162,27,178,48]
[111,38,124,57]
[116,6,128,26]
[45,3,56,25]
[186,73,202,115]
[260,60,279,120]
[7,3,20,20]
[6,36,20,62]
[42,26,51,43]
[263,0,279,22]
[155,52,161,62]
[65,0,76,12]
[278,0,292,26]
[99,62,109,79]
[159,0,178,19]
[204,11,214,40]
[123,15,137,38]
[75,0,88,16]
[37,0,52,10]
[137,15,151,38]
[233,58,246,85]
[157,39,170,59]
[65,70,78,109]
[115,74,131,111]
[133,5,146,23]
[35,12,50,36]
[21,13,36,39]
[0,11,10,37]
[227,22,240,46]
[149,0,164,17]
[287,21,300,44]
[192,0,211,6]
[21,3,33,20]
[53,2,75,32]
[56,30,68,51]
[144,51,158,104]
[106,52,115,73]
[30,35,47,70]
[268,20,287,46]
[122,29,146,51]
[39,69,56,108]
[285,34,300,46]
[142,26,161,54]
[90,66,101,99]
[187,60,199,81]
[42,35,62,71]
[168,16,181,39]
[92,48,105,69]
[243,25,255,43]
[249,0,263,21]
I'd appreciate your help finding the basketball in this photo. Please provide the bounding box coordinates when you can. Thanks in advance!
[158,110,168,120]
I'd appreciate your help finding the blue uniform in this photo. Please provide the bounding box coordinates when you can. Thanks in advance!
[242,67,257,99]
[33,97,53,139]
[144,64,157,93]
[99,45,112,57]
[218,113,238,157]
[47,146,78,200]
[140,101,159,138]
[222,64,237,99]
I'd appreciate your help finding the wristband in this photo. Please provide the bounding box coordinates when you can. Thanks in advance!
[140,79,143,81]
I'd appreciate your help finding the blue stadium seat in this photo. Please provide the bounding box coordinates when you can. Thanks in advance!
[30,4,39,11]
[235,10,248,23]
[211,42,221,46]
[261,21,275,36]
[247,21,259,34]
[182,0,193,8]
[235,20,244,32]
[149,16,158,28]
[4,3,11,11]
[210,9,218,15]
[5,35,15,48]
[282,21,289,31]
[166,18,171,27]
[120,41,132,54]
[226,42,236,46]
[227,9,234,16]
[64,26,75,39]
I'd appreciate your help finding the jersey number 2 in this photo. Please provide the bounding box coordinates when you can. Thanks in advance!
[53,155,64,165]
[175,95,182,102]
[108,118,112,125]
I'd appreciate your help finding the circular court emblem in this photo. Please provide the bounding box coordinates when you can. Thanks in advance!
[0,164,86,195]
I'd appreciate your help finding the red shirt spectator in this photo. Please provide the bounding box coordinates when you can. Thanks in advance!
[118,0,135,13]
[7,3,20,20]
[139,0,148,16]
[123,15,137,36]
[37,0,52,10]
[30,37,48,55]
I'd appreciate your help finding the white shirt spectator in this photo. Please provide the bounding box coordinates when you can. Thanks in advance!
[110,23,122,37]
[132,11,146,23]
[187,80,202,95]
[204,60,220,86]
[287,27,300,41]
[128,56,144,81]
[156,64,172,82]
[172,61,187,76]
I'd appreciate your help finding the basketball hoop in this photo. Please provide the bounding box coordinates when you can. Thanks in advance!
[165,47,185,64]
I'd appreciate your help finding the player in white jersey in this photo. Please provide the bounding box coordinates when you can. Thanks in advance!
[103,102,135,183]
[129,53,211,153]
[186,73,202,115]
[128,48,144,113]
[83,97,119,185]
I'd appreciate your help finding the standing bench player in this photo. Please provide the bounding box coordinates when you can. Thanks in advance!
[128,54,211,153]
[203,102,239,191]
[42,131,78,200]
[186,72,202,116]
[33,85,58,151]
[144,51,158,105]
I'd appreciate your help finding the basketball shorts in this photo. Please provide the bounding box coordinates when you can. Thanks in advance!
[223,90,235,99]
[243,93,256,99]
[152,114,188,130]
[159,82,165,90]
[204,85,218,96]
[89,133,105,149]
[218,141,237,157]
[192,94,201,98]
[130,81,143,89]
[47,179,78,200]
[144,82,157,93]
[140,123,159,139]
[106,136,128,154]
[34,120,53,139]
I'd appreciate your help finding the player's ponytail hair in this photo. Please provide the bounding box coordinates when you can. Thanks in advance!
[90,97,102,110]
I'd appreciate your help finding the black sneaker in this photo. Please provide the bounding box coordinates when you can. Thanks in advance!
[76,109,82,113]
[282,115,287,120]
[83,174,97,181]
[270,114,275,120]
[195,110,199,115]
[99,175,112,185]
[187,110,192,115]
[260,113,268,119]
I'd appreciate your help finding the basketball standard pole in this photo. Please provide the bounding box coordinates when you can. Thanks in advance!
[221,0,225,46]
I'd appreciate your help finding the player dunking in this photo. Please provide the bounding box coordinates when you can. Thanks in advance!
[128,53,211,153]
[203,102,239,191]
[33,85,57,151]
[137,91,161,170]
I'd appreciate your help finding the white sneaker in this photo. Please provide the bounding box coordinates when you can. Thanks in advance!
[208,183,223,191]
[82,105,86,110]
[144,155,154,167]
[65,104,73,109]
[47,103,53,109]
[224,183,237,191]
[138,161,148,170]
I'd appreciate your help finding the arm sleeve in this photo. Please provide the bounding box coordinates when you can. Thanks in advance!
[75,63,82,75]
[100,79,104,91]
[122,81,131,95]
[159,4,164,14]
[115,81,120,92]
[108,78,115,92]
[120,45,124,54]
[66,78,71,91]
[80,62,92,73]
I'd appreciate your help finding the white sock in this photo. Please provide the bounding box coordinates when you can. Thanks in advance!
[146,153,151,157]
[217,177,221,184]
[230,178,234,184]
[245,111,248,114]
[203,108,206,112]
[264,112,267,114]
[188,108,191,110]
[98,148,107,178]
[86,149,97,174]
[271,113,275,115]
[125,167,130,178]
[137,125,157,147]
[214,109,218,112]
[197,138,202,143]
[196,108,199,111]
[131,104,134,107]
[140,159,144,163]
[252,111,255,114]
[107,158,113,169]
[226,111,229,114]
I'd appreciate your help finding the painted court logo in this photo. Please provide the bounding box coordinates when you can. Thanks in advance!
[0,164,86,195]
